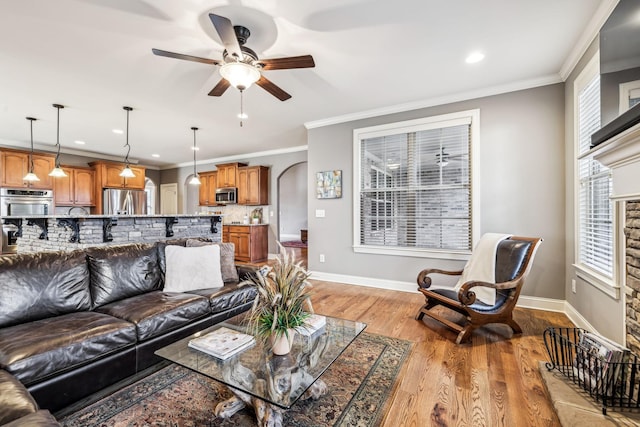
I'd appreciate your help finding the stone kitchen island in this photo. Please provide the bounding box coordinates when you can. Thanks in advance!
[4,214,223,254]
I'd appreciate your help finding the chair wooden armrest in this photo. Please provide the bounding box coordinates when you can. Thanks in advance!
[457,276,522,305]
[416,268,464,289]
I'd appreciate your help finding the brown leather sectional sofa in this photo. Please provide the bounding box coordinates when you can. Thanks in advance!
[0,239,257,425]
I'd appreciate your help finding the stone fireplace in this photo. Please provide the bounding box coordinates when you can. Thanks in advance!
[591,120,640,352]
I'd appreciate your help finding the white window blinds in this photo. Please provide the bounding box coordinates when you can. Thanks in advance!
[577,74,613,277]
[357,115,472,252]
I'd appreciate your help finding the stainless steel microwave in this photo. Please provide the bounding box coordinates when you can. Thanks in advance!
[215,187,237,204]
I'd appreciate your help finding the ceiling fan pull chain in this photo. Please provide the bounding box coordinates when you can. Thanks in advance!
[240,90,244,127]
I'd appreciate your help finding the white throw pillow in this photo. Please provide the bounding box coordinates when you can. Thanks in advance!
[164,245,224,292]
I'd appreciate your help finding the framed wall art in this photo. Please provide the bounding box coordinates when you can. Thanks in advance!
[316,170,342,199]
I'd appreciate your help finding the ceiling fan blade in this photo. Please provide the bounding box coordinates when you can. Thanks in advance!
[208,79,231,97]
[209,14,243,60]
[257,55,315,70]
[152,48,220,65]
[256,76,291,101]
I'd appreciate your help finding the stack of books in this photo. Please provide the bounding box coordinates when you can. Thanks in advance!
[188,327,255,360]
[296,314,327,336]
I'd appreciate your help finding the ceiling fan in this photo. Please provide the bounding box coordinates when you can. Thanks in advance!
[435,148,465,167]
[152,13,315,101]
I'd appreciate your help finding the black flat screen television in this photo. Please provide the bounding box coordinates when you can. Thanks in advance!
[591,0,640,148]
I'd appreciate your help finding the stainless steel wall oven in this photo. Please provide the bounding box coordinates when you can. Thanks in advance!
[1,188,54,253]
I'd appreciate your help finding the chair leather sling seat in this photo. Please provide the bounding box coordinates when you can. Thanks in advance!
[416,236,541,344]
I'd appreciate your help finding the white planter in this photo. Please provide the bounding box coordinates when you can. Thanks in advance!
[270,330,295,355]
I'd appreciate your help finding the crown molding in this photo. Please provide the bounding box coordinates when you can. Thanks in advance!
[304,74,562,130]
[166,144,308,170]
[558,0,618,81]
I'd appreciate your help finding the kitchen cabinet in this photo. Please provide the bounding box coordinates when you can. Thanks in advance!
[198,171,217,206]
[92,162,146,189]
[215,162,246,188]
[1,150,55,189]
[223,225,268,263]
[237,166,269,205]
[88,161,146,214]
[54,166,95,206]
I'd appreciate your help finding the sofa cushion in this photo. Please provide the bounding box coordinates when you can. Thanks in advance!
[87,243,162,308]
[186,239,239,283]
[164,245,224,292]
[0,312,136,386]
[0,250,91,328]
[94,291,210,341]
[0,370,39,425]
[187,283,257,315]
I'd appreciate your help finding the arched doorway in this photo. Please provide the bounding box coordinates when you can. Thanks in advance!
[184,174,200,215]
[277,161,308,243]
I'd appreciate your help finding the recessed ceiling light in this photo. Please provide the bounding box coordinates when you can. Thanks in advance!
[74,140,86,145]
[112,129,124,134]
[465,51,485,64]
[238,113,248,119]
[151,154,160,158]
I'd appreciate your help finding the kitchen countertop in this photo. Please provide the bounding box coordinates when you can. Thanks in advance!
[223,223,268,226]
[2,213,225,220]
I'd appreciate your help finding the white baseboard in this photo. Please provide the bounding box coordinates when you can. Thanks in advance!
[309,271,417,293]
[279,234,299,241]
[309,272,569,312]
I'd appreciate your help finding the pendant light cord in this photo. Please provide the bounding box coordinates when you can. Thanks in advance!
[27,117,36,172]
[192,127,198,176]
[123,106,132,167]
[53,104,64,168]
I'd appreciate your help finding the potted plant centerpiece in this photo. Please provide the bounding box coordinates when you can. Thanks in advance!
[245,244,313,355]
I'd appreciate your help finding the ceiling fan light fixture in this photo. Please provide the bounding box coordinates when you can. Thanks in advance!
[220,62,260,90]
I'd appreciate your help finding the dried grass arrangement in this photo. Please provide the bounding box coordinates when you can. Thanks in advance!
[244,243,313,342]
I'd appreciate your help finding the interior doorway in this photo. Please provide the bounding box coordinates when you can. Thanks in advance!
[277,162,308,265]
[160,183,178,214]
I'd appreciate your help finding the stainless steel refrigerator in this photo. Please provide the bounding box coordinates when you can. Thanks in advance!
[103,189,147,215]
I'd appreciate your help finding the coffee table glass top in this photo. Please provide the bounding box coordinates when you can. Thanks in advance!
[155,315,366,409]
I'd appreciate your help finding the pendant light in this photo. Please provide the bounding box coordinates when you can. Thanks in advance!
[119,106,135,178]
[189,127,201,185]
[23,117,40,182]
[49,103,68,177]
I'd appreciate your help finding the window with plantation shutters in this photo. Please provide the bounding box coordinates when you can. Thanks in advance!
[353,110,479,258]
[576,67,613,278]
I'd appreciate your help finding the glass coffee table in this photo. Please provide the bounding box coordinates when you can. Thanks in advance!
[155,315,366,427]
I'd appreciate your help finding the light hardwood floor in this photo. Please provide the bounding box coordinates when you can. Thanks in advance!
[308,279,572,427]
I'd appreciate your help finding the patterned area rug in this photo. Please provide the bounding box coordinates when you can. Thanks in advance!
[60,332,411,427]
[280,240,308,248]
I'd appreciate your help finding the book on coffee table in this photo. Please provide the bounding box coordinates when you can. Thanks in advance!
[296,314,326,336]
[188,327,255,360]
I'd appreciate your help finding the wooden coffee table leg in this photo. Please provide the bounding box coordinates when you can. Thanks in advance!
[214,394,246,419]
[302,378,328,400]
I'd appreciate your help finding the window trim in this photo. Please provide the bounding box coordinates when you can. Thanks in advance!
[352,109,480,260]
[573,52,620,299]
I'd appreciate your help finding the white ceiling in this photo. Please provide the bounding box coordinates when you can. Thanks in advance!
[0,0,614,169]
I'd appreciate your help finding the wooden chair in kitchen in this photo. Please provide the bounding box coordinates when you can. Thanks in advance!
[415,236,542,344]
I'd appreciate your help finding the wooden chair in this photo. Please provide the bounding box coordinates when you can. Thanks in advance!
[415,236,542,344]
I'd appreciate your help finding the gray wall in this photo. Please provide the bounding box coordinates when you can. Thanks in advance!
[161,149,307,253]
[307,83,566,299]
[564,38,626,342]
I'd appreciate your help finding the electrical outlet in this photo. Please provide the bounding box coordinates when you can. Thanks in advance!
[319,254,325,263]
[571,279,576,293]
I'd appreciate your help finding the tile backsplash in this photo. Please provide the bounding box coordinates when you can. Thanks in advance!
[200,204,269,224]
